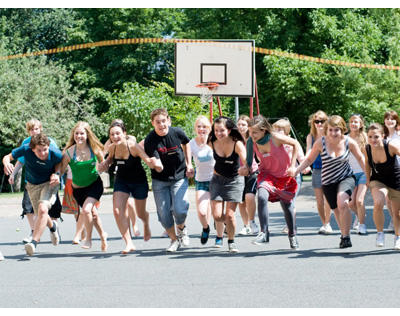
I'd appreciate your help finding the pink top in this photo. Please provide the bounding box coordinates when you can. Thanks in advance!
[254,139,290,178]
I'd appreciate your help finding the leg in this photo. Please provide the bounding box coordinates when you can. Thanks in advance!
[80,197,96,249]
[196,190,212,229]
[337,191,352,237]
[171,178,190,246]
[134,198,151,241]
[280,200,296,236]
[391,199,400,237]
[371,187,387,233]
[314,188,328,225]
[257,188,270,233]
[211,200,225,238]
[113,191,135,253]
[152,179,176,242]
[238,201,249,226]
[225,202,238,241]
[31,202,51,243]
[72,212,84,244]
[127,197,139,237]
[92,205,108,251]
[356,184,367,225]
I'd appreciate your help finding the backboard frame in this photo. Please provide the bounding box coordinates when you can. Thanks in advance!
[174,39,255,98]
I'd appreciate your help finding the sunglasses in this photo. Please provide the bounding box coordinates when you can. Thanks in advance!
[314,120,326,124]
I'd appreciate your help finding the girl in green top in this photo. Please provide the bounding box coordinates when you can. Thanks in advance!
[60,121,108,251]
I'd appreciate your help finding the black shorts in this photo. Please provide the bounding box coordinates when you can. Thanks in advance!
[242,172,258,202]
[21,188,61,218]
[322,176,355,209]
[72,176,104,208]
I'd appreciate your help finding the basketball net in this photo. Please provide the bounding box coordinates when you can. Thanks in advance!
[196,82,219,106]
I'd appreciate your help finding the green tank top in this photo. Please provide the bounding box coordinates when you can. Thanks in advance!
[67,146,99,187]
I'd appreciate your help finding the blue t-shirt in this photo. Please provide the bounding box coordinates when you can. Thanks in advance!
[12,143,63,185]
[18,136,58,164]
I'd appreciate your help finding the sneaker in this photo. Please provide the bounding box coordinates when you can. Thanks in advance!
[250,220,259,235]
[166,239,180,252]
[387,219,394,233]
[215,237,223,248]
[289,236,299,249]
[200,227,210,245]
[23,232,33,244]
[281,226,289,234]
[177,226,190,247]
[352,216,359,231]
[339,236,352,248]
[394,236,400,250]
[228,242,239,253]
[25,242,35,256]
[238,226,251,235]
[358,224,367,235]
[0,251,4,261]
[318,223,333,235]
[49,221,60,246]
[252,232,269,245]
[376,232,385,247]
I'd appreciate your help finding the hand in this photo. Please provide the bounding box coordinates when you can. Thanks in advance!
[49,173,60,186]
[238,165,249,176]
[302,166,312,174]
[150,157,163,173]
[186,164,194,178]
[97,161,108,173]
[3,163,14,176]
[287,166,296,178]
[8,176,14,185]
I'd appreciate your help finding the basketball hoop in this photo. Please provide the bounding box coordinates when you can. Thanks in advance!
[196,82,219,105]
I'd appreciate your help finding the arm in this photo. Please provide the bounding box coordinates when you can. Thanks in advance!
[349,138,366,173]
[389,139,400,157]
[2,153,15,175]
[130,141,163,172]
[182,143,194,178]
[295,139,322,176]
[236,141,250,176]
[97,144,114,173]
[8,160,23,185]
[362,146,371,187]
[295,142,312,174]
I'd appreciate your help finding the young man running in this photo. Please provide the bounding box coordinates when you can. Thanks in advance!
[3,133,63,256]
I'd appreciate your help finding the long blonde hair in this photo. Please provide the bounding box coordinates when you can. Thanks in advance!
[65,121,104,161]
[348,114,367,148]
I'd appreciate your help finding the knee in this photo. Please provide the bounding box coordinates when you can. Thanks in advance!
[37,206,48,217]
[225,211,235,223]
[337,193,349,210]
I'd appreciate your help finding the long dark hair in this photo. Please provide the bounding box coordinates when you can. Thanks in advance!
[208,116,245,144]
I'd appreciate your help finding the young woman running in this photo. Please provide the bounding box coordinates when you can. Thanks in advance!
[272,119,311,234]
[243,115,299,249]
[364,123,400,249]
[237,115,259,236]
[189,115,220,245]
[59,121,108,251]
[208,116,247,253]
[296,115,365,248]
[306,111,333,234]
[383,110,400,232]
[99,119,160,254]
[347,114,368,235]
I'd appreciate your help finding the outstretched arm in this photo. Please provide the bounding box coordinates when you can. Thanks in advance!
[2,153,15,175]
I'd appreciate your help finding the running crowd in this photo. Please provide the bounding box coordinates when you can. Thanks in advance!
[1,108,400,259]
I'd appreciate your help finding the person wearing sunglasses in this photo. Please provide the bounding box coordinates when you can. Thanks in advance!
[306,111,333,234]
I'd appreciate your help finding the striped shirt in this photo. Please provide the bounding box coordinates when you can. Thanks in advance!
[321,136,353,185]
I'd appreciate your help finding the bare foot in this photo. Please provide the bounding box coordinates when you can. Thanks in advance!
[143,224,151,241]
[101,232,108,252]
[121,243,136,255]
[72,239,80,245]
[133,225,140,237]
[81,239,92,249]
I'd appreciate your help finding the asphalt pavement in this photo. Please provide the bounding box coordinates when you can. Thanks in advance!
[0,181,398,308]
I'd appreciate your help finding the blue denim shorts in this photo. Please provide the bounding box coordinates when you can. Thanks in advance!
[114,178,149,200]
[152,178,189,229]
[195,180,210,192]
[312,168,322,189]
[354,172,367,186]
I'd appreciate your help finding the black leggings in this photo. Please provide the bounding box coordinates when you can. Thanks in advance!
[258,187,296,236]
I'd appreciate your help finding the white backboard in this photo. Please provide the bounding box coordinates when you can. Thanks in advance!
[175,40,255,97]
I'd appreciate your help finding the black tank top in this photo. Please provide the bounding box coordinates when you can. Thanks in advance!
[113,144,147,183]
[213,141,240,178]
[366,140,400,190]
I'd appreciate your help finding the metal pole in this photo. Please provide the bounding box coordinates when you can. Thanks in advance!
[255,73,260,115]
[216,97,222,116]
[249,97,254,118]
[209,98,213,123]
[235,97,239,122]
